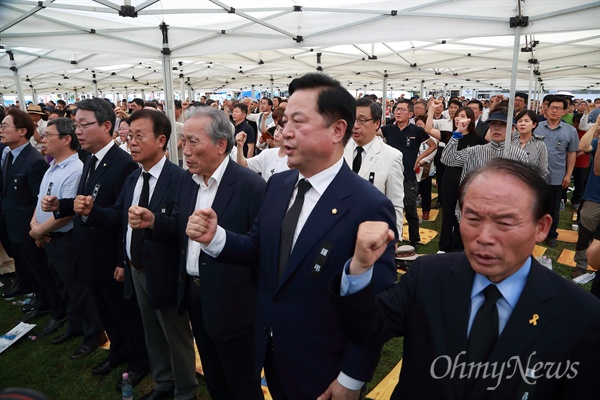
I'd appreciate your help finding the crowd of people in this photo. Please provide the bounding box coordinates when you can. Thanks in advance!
[1,75,599,400]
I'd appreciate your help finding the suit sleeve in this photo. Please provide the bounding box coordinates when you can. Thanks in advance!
[387,151,405,233]
[28,158,48,200]
[337,195,400,382]
[84,181,126,229]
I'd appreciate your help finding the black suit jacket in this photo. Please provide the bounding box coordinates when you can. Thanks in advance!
[218,163,398,398]
[85,159,184,309]
[153,159,266,341]
[330,253,600,400]
[2,143,48,244]
[58,144,138,280]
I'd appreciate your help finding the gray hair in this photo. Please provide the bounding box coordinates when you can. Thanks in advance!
[185,106,235,154]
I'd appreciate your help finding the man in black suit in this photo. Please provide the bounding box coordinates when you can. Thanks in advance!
[331,159,600,400]
[42,98,148,386]
[0,108,63,322]
[188,73,398,400]
[75,109,198,400]
[129,107,266,400]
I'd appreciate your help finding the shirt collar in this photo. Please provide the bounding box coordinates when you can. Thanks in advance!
[298,157,344,196]
[7,142,29,159]
[92,140,115,164]
[470,256,531,310]
[143,155,166,180]
[50,152,79,169]
[192,156,229,188]
[350,137,376,154]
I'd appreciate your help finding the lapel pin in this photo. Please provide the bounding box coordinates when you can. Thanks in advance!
[332,208,337,215]
[529,314,539,326]
[103,163,107,167]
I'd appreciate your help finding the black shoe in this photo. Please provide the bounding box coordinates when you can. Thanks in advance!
[92,359,125,376]
[52,331,80,345]
[22,308,49,323]
[116,369,149,392]
[2,285,33,300]
[70,344,97,360]
[38,318,66,337]
[140,389,175,400]
[545,238,557,248]
[21,303,35,313]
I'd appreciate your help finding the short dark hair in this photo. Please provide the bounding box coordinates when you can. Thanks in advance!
[515,92,528,102]
[448,99,462,109]
[50,109,65,117]
[261,97,273,107]
[144,101,158,109]
[458,158,551,221]
[515,110,539,125]
[7,108,35,140]
[288,73,355,145]
[547,95,567,110]
[356,97,382,124]
[57,99,66,106]
[47,118,79,150]
[467,99,483,111]
[128,109,171,151]
[395,98,414,113]
[75,98,116,135]
[131,98,144,108]
[174,100,182,110]
[234,103,248,115]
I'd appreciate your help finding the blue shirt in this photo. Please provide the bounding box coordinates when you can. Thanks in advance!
[467,257,531,337]
[341,256,532,339]
[583,138,600,203]
[1,142,29,166]
[535,121,579,185]
[35,153,83,232]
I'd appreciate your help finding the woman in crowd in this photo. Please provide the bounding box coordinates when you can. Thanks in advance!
[414,115,439,221]
[513,110,549,179]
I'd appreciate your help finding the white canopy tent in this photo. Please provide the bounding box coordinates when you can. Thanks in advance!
[1,0,599,98]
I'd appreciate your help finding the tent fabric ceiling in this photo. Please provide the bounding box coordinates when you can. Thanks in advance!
[1,0,599,97]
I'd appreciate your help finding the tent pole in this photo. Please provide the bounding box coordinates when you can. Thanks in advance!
[180,75,185,101]
[270,78,274,100]
[251,84,255,100]
[420,80,425,99]
[160,22,178,163]
[30,85,36,104]
[7,51,26,110]
[381,73,388,123]
[504,9,527,157]
[125,86,129,102]
[528,64,533,111]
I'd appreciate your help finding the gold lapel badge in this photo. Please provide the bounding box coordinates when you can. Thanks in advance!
[332,208,338,215]
[529,314,539,326]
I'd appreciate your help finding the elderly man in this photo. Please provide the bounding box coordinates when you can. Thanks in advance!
[331,159,600,400]
[129,107,266,400]
[188,73,397,400]
[344,97,405,234]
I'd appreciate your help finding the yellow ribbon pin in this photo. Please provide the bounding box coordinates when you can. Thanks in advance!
[332,208,337,215]
[529,314,539,326]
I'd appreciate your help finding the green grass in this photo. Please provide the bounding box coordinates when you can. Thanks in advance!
[0,187,591,399]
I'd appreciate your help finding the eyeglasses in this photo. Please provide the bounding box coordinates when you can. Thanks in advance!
[127,133,154,142]
[0,123,15,130]
[395,108,410,113]
[41,132,61,139]
[356,118,375,125]
[549,106,564,111]
[75,121,98,130]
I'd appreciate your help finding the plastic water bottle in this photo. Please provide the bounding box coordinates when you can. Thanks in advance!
[560,199,565,211]
[121,372,133,400]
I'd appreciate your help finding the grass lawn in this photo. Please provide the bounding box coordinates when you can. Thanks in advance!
[0,185,592,399]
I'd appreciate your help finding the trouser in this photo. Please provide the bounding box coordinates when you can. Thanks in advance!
[547,185,564,240]
[404,180,420,245]
[44,231,103,346]
[575,201,600,269]
[571,167,588,205]
[131,269,198,399]
[186,279,263,400]
[418,176,432,212]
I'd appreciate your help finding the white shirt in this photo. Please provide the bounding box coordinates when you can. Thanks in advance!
[246,148,290,182]
[186,156,230,276]
[93,140,116,166]
[126,156,166,260]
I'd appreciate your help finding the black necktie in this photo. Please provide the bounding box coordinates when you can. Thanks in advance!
[130,172,151,269]
[352,146,364,173]
[468,284,502,365]
[278,179,312,280]
[85,155,98,186]
[2,152,13,192]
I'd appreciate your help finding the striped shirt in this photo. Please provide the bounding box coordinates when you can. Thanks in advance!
[441,138,529,219]
[510,132,549,181]
[441,137,529,184]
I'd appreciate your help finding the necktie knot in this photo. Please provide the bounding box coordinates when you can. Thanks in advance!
[483,284,501,304]
[296,179,312,197]
[142,171,151,183]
